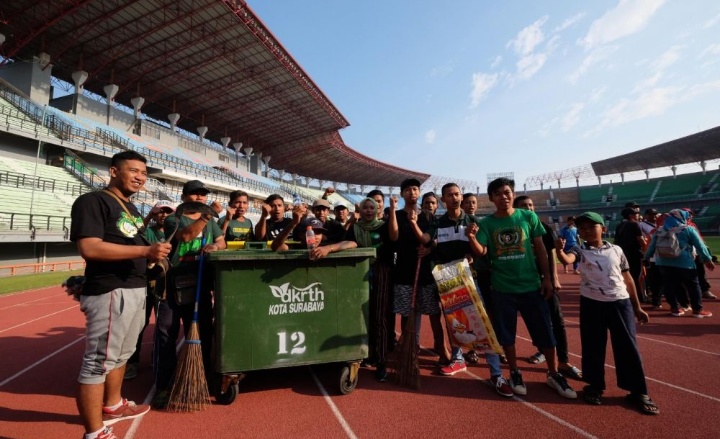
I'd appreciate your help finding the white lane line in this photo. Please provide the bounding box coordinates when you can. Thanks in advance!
[463,368,599,439]
[124,383,156,439]
[0,336,85,387]
[0,305,79,333]
[0,293,67,311]
[636,334,720,356]
[123,337,185,439]
[516,335,720,403]
[562,318,720,356]
[309,368,358,439]
[0,286,63,299]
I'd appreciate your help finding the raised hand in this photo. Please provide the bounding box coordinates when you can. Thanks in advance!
[210,200,223,214]
[389,196,398,210]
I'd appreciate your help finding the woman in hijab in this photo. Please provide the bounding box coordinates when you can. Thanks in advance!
[644,209,714,317]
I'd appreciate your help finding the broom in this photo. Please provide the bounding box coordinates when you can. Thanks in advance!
[168,237,212,412]
[389,256,423,390]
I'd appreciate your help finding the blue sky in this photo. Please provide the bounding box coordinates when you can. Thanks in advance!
[249,0,720,189]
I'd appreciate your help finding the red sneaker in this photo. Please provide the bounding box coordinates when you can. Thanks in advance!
[491,376,514,397]
[102,398,150,425]
[439,361,467,376]
[693,310,713,318]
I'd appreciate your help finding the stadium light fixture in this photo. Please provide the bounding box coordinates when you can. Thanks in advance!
[243,147,254,172]
[232,142,243,169]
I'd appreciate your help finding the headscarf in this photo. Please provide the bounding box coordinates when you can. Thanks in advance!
[663,209,688,230]
[353,198,385,248]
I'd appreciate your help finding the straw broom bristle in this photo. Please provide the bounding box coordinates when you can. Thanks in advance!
[167,322,211,412]
[388,310,420,390]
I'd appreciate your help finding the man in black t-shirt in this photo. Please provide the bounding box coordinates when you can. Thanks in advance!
[393,178,450,365]
[615,206,647,302]
[71,151,171,439]
[254,194,293,241]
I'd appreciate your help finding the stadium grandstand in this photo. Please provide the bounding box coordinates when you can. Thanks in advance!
[0,0,718,270]
[508,127,720,237]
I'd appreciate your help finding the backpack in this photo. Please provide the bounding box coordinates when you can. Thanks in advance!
[654,225,686,258]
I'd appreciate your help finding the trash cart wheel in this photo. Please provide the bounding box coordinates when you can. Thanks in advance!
[338,362,359,395]
[216,382,238,405]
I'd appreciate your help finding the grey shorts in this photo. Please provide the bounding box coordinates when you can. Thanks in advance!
[78,287,146,385]
[393,283,441,316]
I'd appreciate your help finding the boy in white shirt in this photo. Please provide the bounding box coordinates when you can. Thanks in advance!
[556,211,658,415]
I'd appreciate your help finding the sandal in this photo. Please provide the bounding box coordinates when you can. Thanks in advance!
[463,350,480,364]
[582,385,603,405]
[625,393,660,415]
[528,352,546,364]
[559,365,583,380]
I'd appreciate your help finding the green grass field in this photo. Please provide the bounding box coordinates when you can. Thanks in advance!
[703,235,720,254]
[0,270,83,295]
[0,236,717,296]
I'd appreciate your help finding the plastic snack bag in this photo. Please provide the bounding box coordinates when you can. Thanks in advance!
[432,258,502,355]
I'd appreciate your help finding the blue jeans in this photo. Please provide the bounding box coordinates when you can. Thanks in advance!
[450,280,502,378]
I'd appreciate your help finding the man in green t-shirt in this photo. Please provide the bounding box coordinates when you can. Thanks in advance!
[125,200,176,380]
[219,190,255,242]
[152,179,225,409]
[475,177,576,400]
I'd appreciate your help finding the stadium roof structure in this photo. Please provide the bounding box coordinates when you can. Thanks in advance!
[591,125,720,176]
[0,0,429,187]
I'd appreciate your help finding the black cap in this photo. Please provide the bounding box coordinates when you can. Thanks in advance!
[624,201,640,208]
[182,180,210,195]
[621,207,640,219]
[400,178,421,191]
[644,208,658,215]
[302,217,327,232]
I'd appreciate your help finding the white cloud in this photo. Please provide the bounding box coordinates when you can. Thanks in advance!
[703,12,720,28]
[568,45,619,84]
[589,86,607,102]
[505,16,558,81]
[430,65,454,78]
[633,71,663,92]
[699,43,720,59]
[578,0,666,49]
[490,55,503,68]
[554,12,586,33]
[561,103,585,131]
[469,72,498,108]
[686,80,720,97]
[507,16,549,56]
[516,53,548,80]
[598,86,679,129]
[425,129,436,144]
[651,45,683,70]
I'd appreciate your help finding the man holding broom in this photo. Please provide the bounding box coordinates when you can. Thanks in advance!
[152,180,225,410]
[70,151,172,439]
[409,183,513,397]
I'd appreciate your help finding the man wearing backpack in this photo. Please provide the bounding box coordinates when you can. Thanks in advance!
[644,209,715,318]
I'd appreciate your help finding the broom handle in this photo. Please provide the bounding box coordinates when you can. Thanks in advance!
[410,256,423,309]
[192,236,208,322]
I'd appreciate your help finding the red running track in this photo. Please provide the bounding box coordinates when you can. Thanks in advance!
[1,266,719,439]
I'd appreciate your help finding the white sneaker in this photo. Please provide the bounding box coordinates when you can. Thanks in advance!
[547,372,577,399]
[509,370,527,395]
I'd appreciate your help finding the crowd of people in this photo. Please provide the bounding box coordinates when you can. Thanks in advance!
[71,151,719,438]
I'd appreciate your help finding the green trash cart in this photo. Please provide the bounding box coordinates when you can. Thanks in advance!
[209,248,375,404]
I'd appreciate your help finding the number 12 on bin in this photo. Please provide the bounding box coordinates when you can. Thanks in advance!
[277,331,306,355]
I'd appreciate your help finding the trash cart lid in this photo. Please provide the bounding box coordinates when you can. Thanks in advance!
[208,247,376,261]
